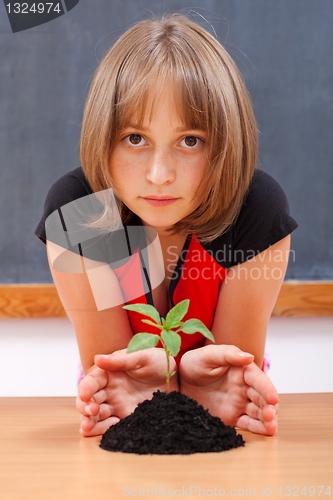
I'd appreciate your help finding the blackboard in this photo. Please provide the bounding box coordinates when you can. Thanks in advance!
[1,0,332,283]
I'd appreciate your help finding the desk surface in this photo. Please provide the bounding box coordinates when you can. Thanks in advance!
[1,394,332,500]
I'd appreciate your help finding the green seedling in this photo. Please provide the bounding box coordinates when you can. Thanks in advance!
[123,299,215,393]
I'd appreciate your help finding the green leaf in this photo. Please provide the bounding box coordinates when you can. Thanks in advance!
[126,333,160,353]
[178,319,215,342]
[165,300,189,326]
[123,304,161,325]
[166,321,182,329]
[141,319,163,330]
[161,330,181,357]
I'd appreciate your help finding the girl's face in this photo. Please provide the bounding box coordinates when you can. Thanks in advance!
[109,86,208,237]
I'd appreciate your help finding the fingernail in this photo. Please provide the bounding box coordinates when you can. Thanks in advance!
[85,405,92,416]
[239,351,253,357]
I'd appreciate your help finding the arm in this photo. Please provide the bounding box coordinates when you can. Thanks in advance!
[47,240,134,373]
[178,236,290,436]
[208,235,291,366]
[47,241,178,436]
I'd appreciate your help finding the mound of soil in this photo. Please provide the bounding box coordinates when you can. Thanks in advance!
[100,391,245,455]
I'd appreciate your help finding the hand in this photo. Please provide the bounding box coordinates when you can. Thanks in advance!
[76,347,178,437]
[179,344,278,436]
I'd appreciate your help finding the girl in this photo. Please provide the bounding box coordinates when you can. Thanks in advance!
[35,14,297,437]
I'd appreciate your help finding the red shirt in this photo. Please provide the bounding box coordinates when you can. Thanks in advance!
[115,233,227,365]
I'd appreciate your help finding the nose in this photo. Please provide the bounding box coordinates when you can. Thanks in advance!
[145,148,175,185]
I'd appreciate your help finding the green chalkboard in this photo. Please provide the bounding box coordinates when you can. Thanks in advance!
[0,0,332,282]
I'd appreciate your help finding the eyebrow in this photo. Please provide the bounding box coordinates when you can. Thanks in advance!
[123,123,206,134]
[123,123,149,132]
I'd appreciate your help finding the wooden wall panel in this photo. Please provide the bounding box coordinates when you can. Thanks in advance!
[0,282,333,319]
[271,282,333,317]
[0,284,66,319]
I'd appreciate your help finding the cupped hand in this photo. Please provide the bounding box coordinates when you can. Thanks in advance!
[179,344,279,436]
[76,347,178,437]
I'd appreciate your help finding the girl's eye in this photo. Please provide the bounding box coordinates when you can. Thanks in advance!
[125,134,146,146]
[180,136,203,149]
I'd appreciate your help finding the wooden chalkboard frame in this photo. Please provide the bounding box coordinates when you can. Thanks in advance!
[0,282,332,318]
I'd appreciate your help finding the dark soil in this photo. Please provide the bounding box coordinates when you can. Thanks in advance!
[100,390,245,455]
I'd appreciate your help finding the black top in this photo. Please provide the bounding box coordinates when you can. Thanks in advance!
[35,167,298,268]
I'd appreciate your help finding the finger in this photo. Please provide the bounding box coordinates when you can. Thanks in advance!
[94,347,167,373]
[80,402,115,431]
[76,390,109,417]
[236,413,278,436]
[247,388,280,420]
[77,367,108,403]
[80,415,120,437]
[78,388,108,413]
[76,395,99,417]
[247,387,269,409]
[245,400,277,423]
[88,388,107,406]
[244,363,279,406]
[181,344,254,375]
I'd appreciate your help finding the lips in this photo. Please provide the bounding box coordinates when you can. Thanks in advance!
[142,196,179,207]
[143,196,179,200]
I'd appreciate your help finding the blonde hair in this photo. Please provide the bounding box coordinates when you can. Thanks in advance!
[80,14,258,242]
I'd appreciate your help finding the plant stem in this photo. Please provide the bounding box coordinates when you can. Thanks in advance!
[166,350,170,394]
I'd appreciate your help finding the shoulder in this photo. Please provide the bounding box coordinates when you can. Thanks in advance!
[35,167,93,243]
[202,170,298,267]
[45,167,93,207]
[236,169,297,237]
[241,169,291,215]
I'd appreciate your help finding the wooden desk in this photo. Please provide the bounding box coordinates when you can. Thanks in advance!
[1,394,332,500]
